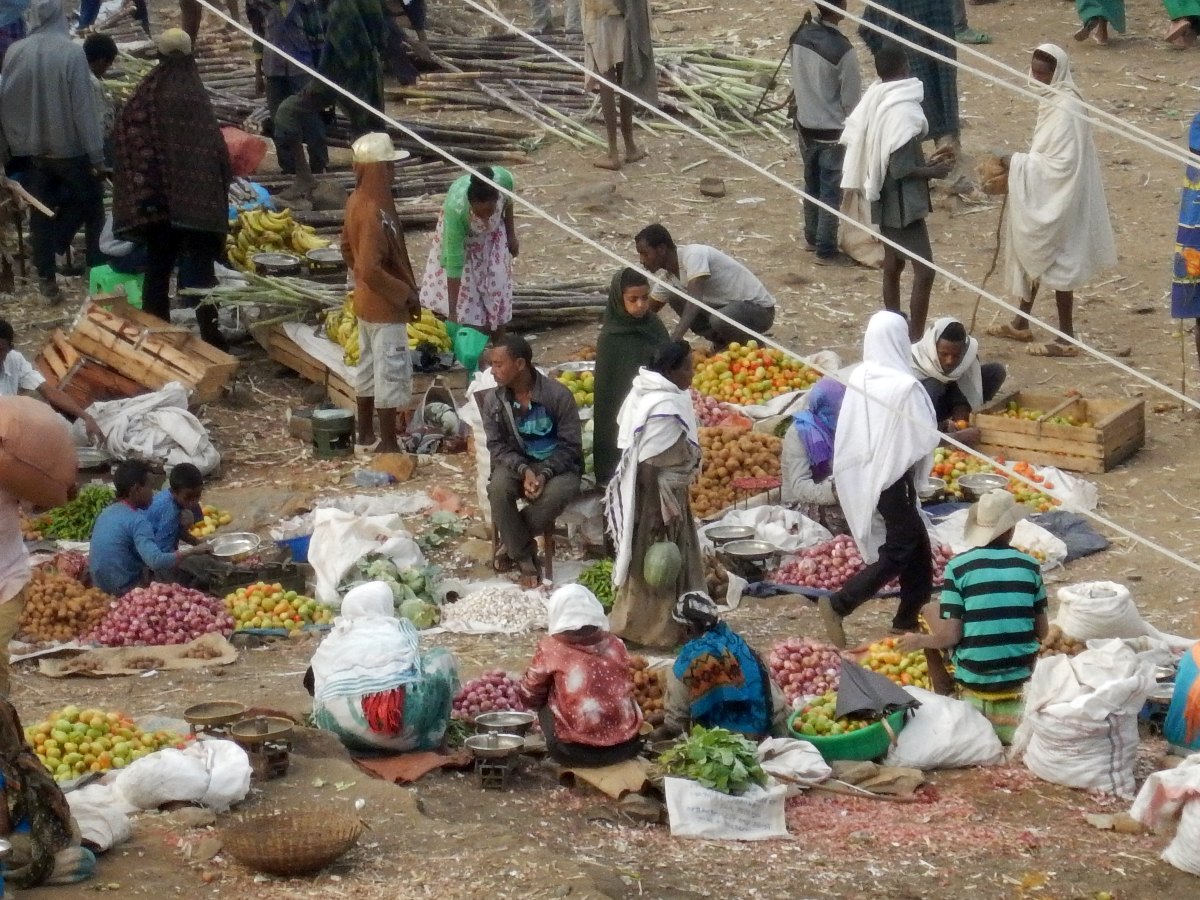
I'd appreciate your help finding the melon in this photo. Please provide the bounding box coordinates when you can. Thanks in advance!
[643,542,682,588]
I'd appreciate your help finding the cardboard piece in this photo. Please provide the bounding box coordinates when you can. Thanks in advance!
[38,633,238,678]
[353,750,471,784]
[369,452,418,483]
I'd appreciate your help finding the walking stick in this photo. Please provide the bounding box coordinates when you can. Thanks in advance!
[968,192,1008,333]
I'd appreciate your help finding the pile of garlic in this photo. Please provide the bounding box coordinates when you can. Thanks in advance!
[438,584,548,634]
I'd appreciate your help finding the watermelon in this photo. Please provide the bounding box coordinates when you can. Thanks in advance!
[643,541,682,588]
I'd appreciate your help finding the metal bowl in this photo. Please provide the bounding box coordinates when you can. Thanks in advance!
[229,715,295,745]
[305,247,344,265]
[183,700,247,727]
[918,476,945,501]
[1155,665,1177,683]
[957,472,1009,501]
[720,539,780,562]
[251,252,302,274]
[1150,683,1176,704]
[473,711,536,736]
[211,532,261,560]
[552,360,596,374]
[705,524,756,546]
[464,733,525,759]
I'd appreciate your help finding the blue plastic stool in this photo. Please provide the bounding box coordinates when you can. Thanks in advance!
[88,265,144,308]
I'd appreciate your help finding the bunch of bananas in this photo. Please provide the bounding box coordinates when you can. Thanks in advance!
[325,294,360,366]
[226,208,330,271]
[408,309,451,352]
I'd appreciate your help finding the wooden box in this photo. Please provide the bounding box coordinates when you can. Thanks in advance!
[255,324,357,411]
[36,329,144,407]
[67,299,239,404]
[970,391,1145,474]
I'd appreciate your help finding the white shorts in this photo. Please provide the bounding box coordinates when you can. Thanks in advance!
[356,321,412,410]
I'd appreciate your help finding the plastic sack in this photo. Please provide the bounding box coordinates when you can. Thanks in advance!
[308,507,426,606]
[65,782,133,852]
[462,367,498,523]
[221,127,268,177]
[1013,640,1157,798]
[112,739,251,812]
[451,323,489,376]
[1130,754,1200,875]
[81,382,221,475]
[0,395,78,508]
[664,776,790,840]
[838,189,884,268]
[702,505,831,555]
[931,510,1067,571]
[884,687,1005,770]
[756,737,831,789]
[1055,582,1194,650]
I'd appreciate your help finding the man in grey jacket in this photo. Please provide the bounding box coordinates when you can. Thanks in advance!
[0,0,105,303]
[481,335,582,586]
[790,0,862,266]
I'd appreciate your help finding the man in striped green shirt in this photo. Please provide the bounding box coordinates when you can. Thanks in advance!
[899,490,1049,741]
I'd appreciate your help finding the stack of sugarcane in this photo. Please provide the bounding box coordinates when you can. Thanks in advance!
[510,280,607,328]
[181,271,346,325]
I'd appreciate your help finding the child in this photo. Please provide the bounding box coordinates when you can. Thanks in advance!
[898,489,1049,743]
[145,462,205,553]
[840,41,952,339]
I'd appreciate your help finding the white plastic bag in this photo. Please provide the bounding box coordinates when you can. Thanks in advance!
[756,737,832,789]
[66,782,134,851]
[1013,641,1157,798]
[702,505,831,555]
[1055,582,1194,649]
[1130,754,1200,875]
[80,382,221,474]
[664,776,790,840]
[112,739,251,811]
[197,739,253,811]
[930,511,1067,571]
[884,687,1005,770]
[309,508,426,606]
[462,368,498,523]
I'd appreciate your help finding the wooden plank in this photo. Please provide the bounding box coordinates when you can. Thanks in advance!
[260,324,356,410]
[975,442,1107,475]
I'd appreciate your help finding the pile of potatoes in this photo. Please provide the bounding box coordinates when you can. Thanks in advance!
[689,426,782,519]
[1038,624,1086,658]
[20,569,113,643]
[629,655,666,726]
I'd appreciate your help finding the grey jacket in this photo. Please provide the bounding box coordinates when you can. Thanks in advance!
[481,372,583,480]
[789,17,862,140]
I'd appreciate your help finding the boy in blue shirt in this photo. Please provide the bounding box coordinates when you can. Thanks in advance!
[145,463,205,554]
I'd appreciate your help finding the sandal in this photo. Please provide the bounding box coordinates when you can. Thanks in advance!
[1074,17,1098,42]
[954,27,991,45]
[986,323,1035,343]
[1166,20,1197,49]
[1027,341,1080,358]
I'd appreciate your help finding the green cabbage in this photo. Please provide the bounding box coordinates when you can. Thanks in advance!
[399,598,440,629]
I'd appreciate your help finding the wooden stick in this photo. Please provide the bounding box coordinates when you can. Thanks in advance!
[3,178,54,218]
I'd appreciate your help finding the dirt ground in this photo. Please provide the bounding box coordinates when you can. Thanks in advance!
[9,0,1200,897]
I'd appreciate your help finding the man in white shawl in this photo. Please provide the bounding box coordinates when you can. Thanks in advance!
[911,317,1007,437]
[605,340,704,649]
[819,311,940,649]
[841,42,953,341]
[989,44,1117,358]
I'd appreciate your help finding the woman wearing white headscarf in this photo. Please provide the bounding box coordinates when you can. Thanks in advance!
[517,585,644,766]
[309,581,458,752]
[989,44,1116,358]
[911,317,1007,433]
[819,311,939,648]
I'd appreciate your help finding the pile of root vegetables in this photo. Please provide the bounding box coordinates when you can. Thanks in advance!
[768,637,843,705]
[451,670,527,722]
[690,426,782,519]
[19,569,113,643]
[629,655,666,725]
[84,584,235,647]
[770,534,952,592]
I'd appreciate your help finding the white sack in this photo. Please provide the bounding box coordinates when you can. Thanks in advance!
[1055,581,1195,650]
[757,737,832,788]
[702,506,831,555]
[931,510,1067,571]
[884,687,1005,770]
[112,739,251,811]
[79,382,220,474]
[309,508,426,606]
[1130,754,1200,876]
[462,368,498,523]
[66,782,134,852]
[664,776,790,840]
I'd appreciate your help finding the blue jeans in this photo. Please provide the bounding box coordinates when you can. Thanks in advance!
[801,140,845,258]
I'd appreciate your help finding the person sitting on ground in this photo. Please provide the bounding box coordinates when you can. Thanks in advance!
[911,317,1006,443]
[0,319,105,443]
[841,42,953,341]
[781,375,848,534]
[635,223,776,350]
[482,334,583,587]
[88,460,212,597]
[898,489,1049,744]
[650,591,788,742]
[518,585,644,767]
[273,82,332,201]
[583,0,654,171]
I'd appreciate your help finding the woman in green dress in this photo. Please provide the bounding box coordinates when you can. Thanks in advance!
[593,267,669,483]
[1074,0,1124,44]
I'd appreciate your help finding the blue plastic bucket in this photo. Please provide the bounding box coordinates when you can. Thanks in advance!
[277,534,312,564]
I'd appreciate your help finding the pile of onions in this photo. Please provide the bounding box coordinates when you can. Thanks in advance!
[84,583,235,647]
[691,389,740,427]
[451,669,527,722]
[767,637,842,705]
[771,535,952,592]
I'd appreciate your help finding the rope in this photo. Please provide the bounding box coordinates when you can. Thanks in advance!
[188,0,1200,578]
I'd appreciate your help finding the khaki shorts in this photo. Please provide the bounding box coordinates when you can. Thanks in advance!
[0,586,27,697]
[356,321,412,410]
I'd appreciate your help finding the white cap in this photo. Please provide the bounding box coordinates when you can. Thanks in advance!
[156,27,192,57]
[351,133,409,164]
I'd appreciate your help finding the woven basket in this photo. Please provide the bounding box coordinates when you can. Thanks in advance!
[222,808,365,876]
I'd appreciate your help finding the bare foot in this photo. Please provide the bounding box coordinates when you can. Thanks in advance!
[624,147,648,164]
[593,156,621,171]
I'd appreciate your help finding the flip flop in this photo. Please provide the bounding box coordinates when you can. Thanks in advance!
[494,546,515,574]
[1166,20,1197,48]
[1027,341,1080,358]
[1074,18,1097,42]
[986,323,1035,343]
[955,27,991,45]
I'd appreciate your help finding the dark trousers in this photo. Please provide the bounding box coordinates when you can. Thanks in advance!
[24,156,104,280]
[488,463,579,565]
[143,227,226,349]
[830,474,932,629]
[266,75,311,173]
[692,302,776,348]
[801,140,845,258]
[274,103,330,175]
[920,362,1007,425]
[536,706,644,767]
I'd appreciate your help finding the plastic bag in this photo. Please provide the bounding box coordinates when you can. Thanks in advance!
[451,323,489,376]
[664,776,790,840]
[65,783,133,852]
[756,737,831,789]
[931,510,1067,571]
[309,508,426,606]
[1130,754,1200,875]
[221,127,268,178]
[112,739,251,812]
[838,190,884,268]
[462,368,498,523]
[884,687,1005,770]
[1055,582,1194,649]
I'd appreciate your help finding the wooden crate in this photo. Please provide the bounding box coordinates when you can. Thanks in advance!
[255,324,357,411]
[66,299,239,404]
[36,329,144,407]
[970,391,1145,474]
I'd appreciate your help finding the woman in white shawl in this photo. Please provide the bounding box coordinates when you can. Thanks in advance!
[819,311,939,649]
[309,582,459,752]
[911,317,1007,435]
[605,340,704,649]
[989,44,1117,358]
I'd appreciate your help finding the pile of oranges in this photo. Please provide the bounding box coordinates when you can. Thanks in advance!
[692,341,820,406]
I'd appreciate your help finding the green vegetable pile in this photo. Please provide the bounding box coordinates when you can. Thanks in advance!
[579,559,614,611]
[658,725,767,795]
[338,553,442,627]
[417,511,465,552]
[39,485,115,541]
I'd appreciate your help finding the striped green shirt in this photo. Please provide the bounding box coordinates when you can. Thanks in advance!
[940,546,1047,691]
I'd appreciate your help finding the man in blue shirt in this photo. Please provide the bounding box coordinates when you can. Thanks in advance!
[89,461,211,597]
[145,463,205,554]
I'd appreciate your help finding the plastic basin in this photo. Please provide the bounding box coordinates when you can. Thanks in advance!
[277,534,312,564]
[786,708,908,762]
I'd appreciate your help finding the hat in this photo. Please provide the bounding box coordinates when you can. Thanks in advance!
[671,590,719,629]
[963,489,1029,548]
[546,585,609,635]
[351,133,410,164]
[156,27,192,57]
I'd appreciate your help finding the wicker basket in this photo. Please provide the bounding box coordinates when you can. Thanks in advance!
[222,808,364,876]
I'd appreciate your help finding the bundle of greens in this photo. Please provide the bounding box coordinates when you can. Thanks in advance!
[579,559,614,611]
[658,725,767,795]
[338,554,441,627]
[37,485,115,541]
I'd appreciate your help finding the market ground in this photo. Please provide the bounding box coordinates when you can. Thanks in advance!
[10,0,1200,896]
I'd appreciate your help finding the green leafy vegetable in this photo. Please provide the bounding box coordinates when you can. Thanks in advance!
[39,485,116,541]
[658,725,767,795]
[579,559,615,611]
[417,511,465,551]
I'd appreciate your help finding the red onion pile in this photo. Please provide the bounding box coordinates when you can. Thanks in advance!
[451,669,528,722]
[690,389,739,427]
[771,535,952,592]
[768,637,842,704]
[84,583,235,647]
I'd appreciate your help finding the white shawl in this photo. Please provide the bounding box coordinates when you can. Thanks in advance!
[606,369,699,586]
[1004,43,1117,298]
[833,312,939,563]
[840,77,928,202]
[911,317,984,410]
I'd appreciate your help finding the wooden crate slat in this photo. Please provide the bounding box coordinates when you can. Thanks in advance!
[260,325,356,411]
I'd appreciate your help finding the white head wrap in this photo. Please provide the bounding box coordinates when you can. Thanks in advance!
[546,585,609,635]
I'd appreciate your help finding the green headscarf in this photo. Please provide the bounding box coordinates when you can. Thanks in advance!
[593,269,669,481]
